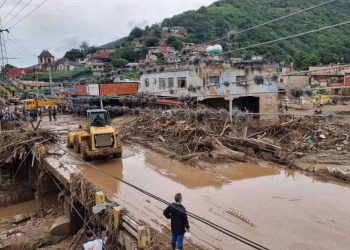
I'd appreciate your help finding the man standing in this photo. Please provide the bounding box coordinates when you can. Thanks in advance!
[163,193,190,250]
[48,107,52,121]
[52,107,57,121]
[284,96,289,112]
[82,229,104,250]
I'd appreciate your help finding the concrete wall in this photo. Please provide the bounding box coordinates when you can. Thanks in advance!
[259,93,279,122]
[281,75,310,89]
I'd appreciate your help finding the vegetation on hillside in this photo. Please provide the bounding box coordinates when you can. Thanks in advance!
[161,0,350,68]
[21,67,92,82]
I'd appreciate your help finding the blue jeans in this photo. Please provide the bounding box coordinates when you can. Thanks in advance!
[171,233,184,249]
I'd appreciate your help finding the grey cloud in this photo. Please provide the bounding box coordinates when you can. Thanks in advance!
[128,20,149,29]
[1,0,215,67]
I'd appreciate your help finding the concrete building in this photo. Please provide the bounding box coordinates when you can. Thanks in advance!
[38,50,54,65]
[140,61,280,121]
[280,67,310,89]
[54,58,82,71]
[88,59,107,75]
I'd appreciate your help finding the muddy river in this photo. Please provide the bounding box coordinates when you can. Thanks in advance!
[80,146,350,250]
[37,115,350,249]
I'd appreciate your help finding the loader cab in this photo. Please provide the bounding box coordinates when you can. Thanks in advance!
[87,109,111,128]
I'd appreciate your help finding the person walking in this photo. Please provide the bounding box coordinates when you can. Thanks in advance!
[284,96,289,112]
[82,229,104,250]
[48,107,52,121]
[52,107,57,121]
[163,193,190,250]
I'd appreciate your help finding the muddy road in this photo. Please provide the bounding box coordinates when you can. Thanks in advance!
[42,115,350,250]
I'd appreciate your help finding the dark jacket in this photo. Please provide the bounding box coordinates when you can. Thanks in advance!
[163,203,189,235]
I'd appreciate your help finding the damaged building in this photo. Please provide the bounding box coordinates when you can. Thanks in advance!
[139,60,281,121]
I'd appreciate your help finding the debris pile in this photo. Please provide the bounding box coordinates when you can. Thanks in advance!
[0,121,57,167]
[122,110,350,169]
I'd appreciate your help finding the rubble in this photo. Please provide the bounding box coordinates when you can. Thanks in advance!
[0,121,57,167]
[121,109,350,178]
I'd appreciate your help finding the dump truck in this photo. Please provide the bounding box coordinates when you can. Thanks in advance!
[67,109,122,161]
[23,98,63,110]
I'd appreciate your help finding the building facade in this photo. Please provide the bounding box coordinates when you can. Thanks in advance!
[38,50,54,65]
[140,61,280,121]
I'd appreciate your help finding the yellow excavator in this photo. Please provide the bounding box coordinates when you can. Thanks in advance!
[67,109,122,161]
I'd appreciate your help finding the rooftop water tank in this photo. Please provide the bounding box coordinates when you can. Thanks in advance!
[206,44,223,54]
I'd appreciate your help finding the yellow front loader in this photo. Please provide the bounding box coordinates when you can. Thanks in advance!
[67,109,122,161]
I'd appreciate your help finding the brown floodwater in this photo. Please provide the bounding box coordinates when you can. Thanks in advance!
[80,146,350,250]
[0,196,57,220]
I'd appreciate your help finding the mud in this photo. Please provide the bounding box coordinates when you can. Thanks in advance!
[20,114,350,249]
[79,146,350,250]
[0,196,57,220]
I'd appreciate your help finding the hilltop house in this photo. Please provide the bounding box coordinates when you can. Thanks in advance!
[38,50,54,66]
[54,58,86,71]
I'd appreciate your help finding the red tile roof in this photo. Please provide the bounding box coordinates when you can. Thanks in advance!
[7,67,33,78]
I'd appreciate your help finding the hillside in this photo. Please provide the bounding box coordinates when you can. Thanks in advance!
[161,0,350,66]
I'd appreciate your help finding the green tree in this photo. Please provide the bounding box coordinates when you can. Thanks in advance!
[80,41,89,55]
[153,26,162,38]
[145,37,160,47]
[156,54,165,65]
[167,36,184,51]
[4,64,16,69]
[111,57,128,68]
[87,46,98,54]
[65,49,84,61]
[129,27,144,39]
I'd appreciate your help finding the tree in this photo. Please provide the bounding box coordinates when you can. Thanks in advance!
[129,27,144,39]
[167,36,184,51]
[145,37,160,47]
[87,46,98,54]
[65,49,84,61]
[80,41,89,55]
[153,26,162,38]
[156,54,165,65]
[111,57,128,68]
[4,64,16,69]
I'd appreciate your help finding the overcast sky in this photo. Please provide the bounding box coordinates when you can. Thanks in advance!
[1,0,216,67]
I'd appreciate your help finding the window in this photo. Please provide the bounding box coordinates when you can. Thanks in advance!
[177,77,187,88]
[145,78,149,87]
[236,76,246,84]
[168,78,174,88]
[159,78,166,89]
[208,76,220,85]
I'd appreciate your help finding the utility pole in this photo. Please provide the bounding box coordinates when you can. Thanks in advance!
[48,66,53,96]
[0,16,10,68]
[0,17,10,80]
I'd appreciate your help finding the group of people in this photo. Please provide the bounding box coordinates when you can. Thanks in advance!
[0,105,59,122]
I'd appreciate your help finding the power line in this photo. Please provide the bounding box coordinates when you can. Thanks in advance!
[207,0,337,44]
[3,0,34,28]
[43,139,269,250]
[9,33,36,57]
[0,0,8,10]
[219,20,350,55]
[2,0,24,22]
[143,64,350,96]
[6,35,35,63]
[7,0,49,30]
[36,159,104,249]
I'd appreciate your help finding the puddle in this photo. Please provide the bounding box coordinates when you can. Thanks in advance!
[80,148,350,250]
